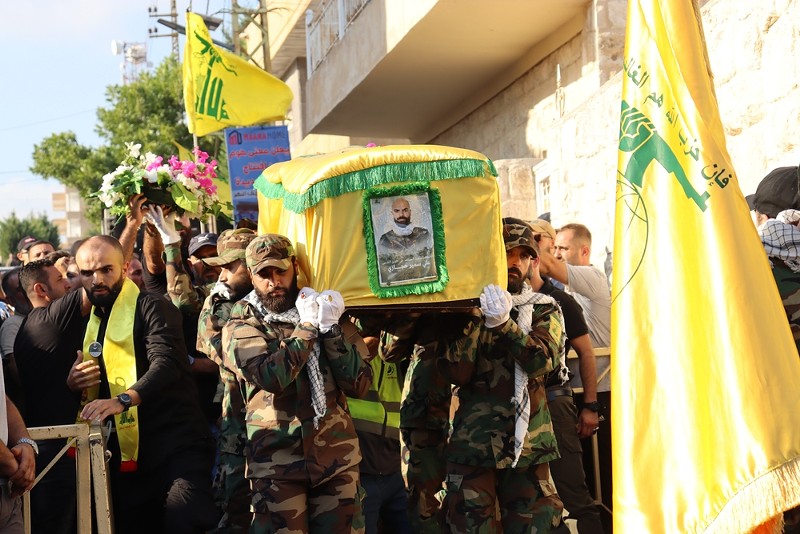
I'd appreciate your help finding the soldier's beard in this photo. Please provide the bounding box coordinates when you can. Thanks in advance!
[255,276,299,313]
[507,267,524,294]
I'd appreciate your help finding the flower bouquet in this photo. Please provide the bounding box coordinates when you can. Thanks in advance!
[94,142,232,220]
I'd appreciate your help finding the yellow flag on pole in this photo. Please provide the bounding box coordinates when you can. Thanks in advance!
[613,1,800,532]
[182,12,293,137]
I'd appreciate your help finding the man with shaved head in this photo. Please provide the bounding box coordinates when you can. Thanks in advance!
[65,235,216,534]
[377,196,436,285]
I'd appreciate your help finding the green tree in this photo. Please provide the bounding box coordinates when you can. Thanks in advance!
[30,57,227,227]
[0,212,61,265]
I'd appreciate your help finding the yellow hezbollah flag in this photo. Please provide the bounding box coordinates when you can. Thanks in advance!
[613,1,800,532]
[182,12,293,137]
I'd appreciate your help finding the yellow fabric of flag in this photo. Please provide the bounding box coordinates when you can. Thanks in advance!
[182,12,293,137]
[613,1,800,532]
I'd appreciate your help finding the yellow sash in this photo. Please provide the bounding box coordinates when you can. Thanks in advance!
[79,278,140,472]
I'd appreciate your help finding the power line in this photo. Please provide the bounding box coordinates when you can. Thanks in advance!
[0,179,34,187]
[0,109,95,133]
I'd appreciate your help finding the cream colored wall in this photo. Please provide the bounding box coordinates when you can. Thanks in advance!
[431,0,800,265]
[305,0,437,134]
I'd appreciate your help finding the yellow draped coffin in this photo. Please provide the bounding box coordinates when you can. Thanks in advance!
[254,144,506,307]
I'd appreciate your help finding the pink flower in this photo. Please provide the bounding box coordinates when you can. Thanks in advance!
[192,147,210,164]
[182,162,197,176]
[145,156,163,171]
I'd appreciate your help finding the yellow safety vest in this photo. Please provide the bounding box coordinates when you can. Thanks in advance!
[348,357,402,440]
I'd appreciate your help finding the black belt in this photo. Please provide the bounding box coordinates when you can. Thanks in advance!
[546,386,573,402]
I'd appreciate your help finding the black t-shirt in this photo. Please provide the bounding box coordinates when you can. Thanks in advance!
[0,314,24,358]
[14,289,87,427]
[538,276,589,387]
[1,314,28,408]
[140,252,168,295]
[356,430,401,475]
[88,290,213,469]
[141,252,219,424]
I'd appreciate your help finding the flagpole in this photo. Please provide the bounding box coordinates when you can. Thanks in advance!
[192,132,216,233]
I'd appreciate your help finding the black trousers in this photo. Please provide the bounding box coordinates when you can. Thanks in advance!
[31,440,76,534]
[110,447,218,534]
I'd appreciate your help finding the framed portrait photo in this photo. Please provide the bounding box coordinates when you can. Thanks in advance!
[362,182,449,298]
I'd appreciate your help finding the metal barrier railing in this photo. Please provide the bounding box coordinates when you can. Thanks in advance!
[23,423,113,534]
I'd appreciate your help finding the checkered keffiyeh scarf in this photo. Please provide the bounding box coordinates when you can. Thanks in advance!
[244,291,326,429]
[759,209,800,273]
[509,283,564,467]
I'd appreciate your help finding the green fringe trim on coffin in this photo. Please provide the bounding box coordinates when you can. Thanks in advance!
[361,182,449,299]
[254,158,497,214]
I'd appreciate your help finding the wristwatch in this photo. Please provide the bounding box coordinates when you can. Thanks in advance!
[16,438,38,457]
[583,401,600,413]
[322,323,343,337]
[117,393,133,412]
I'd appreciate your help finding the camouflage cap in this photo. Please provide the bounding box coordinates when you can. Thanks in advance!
[502,221,539,257]
[529,218,556,241]
[245,234,294,273]
[203,228,257,266]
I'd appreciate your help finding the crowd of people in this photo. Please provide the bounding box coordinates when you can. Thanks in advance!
[0,187,620,534]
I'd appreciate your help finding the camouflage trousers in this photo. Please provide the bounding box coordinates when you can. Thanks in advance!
[210,452,252,533]
[250,465,365,534]
[444,462,563,534]
[401,428,448,534]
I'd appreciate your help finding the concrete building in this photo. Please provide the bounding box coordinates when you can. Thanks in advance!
[240,1,800,527]
[51,186,91,247]
[250,0,800,269]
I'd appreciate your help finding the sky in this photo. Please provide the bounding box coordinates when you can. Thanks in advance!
[0,0,232,224]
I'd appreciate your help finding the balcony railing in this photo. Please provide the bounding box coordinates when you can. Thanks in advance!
[306,0,371,75]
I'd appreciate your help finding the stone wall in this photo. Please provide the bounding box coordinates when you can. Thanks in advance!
[495,159,543,221]
[431,0,800,265]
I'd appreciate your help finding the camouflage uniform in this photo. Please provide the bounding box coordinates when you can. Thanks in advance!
[197,229,258,533]
[438,223,565,533]
[398,315,457,534]
[165,243,211,314]
[222,235,373,534]
[772,260,800,354]
[377,228,437,284]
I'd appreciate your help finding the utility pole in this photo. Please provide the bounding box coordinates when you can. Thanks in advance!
[232,0,272,72]
[148,0,179,59]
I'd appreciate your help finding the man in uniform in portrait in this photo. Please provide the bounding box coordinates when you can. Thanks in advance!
[377,197,436,285]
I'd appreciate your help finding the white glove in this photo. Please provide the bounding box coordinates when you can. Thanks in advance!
[316,290,345,333]
[145,205,181,245]
[480,284,512,328]
[296,287,320,327]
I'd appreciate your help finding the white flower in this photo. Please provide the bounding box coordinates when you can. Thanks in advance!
[125,142,142,158]
[143,152,159,166]
[100,173,116,190]
[144,169,159,183]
